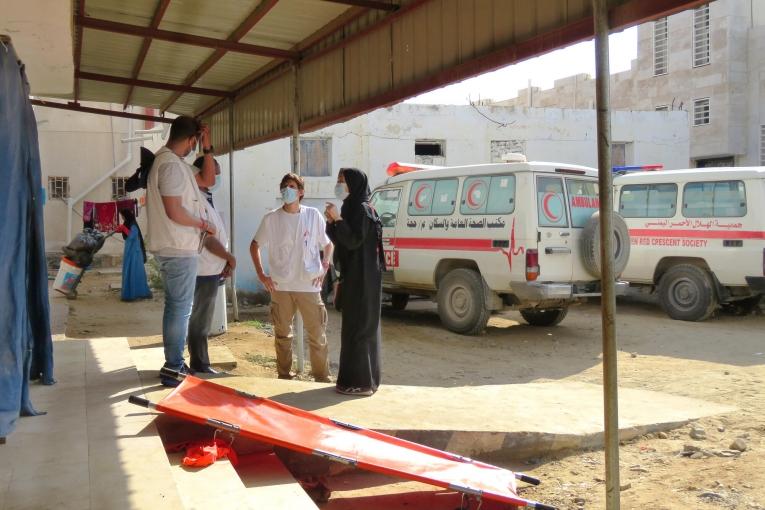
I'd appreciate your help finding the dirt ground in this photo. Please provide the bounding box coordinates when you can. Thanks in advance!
[65,272,765,510]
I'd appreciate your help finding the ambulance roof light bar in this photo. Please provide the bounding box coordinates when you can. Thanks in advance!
[386,162,443,176]
[612,164,664,174]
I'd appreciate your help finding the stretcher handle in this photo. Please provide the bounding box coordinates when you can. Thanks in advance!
[515,473,541,486]
[159,367,185,380]
[529,503,557,510]
[128,395,151,408]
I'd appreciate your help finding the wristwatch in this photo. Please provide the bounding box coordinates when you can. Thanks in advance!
[203,146,214,155]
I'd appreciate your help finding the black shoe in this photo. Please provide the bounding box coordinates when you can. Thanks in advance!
[160,376,181,388]
[278,373,295,380]
[193,366,222,375]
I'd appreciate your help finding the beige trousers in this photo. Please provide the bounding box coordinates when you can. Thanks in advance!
[270,290,330,381]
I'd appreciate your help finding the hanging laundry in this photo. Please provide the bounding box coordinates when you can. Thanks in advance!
[83,201,95,228]
[116,198,137,218]
[94,202,118,232]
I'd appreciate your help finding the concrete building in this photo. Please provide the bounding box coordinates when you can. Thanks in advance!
[493,0,765,168]
[36,102,164,258]
[35,102,688,295]
[215,103,689,296]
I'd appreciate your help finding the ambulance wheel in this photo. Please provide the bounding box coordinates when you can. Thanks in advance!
[437,269,490,335]
[658,264,717,321]
[520,307,569,327]
[390,293,409,311]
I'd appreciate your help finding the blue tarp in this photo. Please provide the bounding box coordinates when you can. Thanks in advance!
[0,40,55,438]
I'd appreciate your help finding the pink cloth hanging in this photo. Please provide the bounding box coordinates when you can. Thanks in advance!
[94,202,118,232]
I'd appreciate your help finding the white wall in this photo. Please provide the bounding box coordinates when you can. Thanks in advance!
[36,102,164,257]
[225,103,689,295]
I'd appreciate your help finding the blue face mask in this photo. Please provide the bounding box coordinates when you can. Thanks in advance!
[281,186,299,204]
[334,183,349,200]
[209,174,222,193]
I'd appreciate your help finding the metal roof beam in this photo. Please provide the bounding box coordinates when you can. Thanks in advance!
[73,0,86,103]
[79,16,299,59]
[321,0,398,11]
[31,99,173,123]
[77,71,232,97]
[160,0,280,112]
[123,0,171,109]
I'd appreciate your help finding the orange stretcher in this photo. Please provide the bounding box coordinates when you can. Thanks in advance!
[129,370,556,510]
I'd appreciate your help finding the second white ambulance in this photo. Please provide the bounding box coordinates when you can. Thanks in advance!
[614,167,765,321]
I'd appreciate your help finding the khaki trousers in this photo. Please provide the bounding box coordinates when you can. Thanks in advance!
[270,290,330,381]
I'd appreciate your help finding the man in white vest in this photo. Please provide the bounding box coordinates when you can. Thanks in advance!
[187,157,235,374]
[250,173,332,382]
[146,116,216,387]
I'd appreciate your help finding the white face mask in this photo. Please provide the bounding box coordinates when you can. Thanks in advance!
[281,186,299,204]
[209,174,222,193]
[334,182,349,200]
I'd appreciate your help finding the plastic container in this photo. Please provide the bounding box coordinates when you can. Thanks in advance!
[53,257,84,296]
[209,281,228,336]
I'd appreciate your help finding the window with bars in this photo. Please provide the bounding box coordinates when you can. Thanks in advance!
[111,177,129,200]
[48,176,69,199]
[693,98,710,126]
[760,125,765,165]
[291,138,332,177]
[693,5,710,67]
[653,17,668,76]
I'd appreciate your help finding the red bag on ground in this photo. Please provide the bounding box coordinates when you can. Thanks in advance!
[167,439,238,468]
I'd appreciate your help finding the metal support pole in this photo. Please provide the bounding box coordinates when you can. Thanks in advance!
[228,101,240,321]
[291,63,305,374]
[592,0,620,508]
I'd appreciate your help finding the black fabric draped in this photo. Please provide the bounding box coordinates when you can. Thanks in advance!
[327,168,383,392]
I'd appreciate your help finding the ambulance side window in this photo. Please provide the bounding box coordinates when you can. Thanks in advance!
[408,179,458,216]
[620,183,677,218]
[537,176,568,227]
[371,189,401,228]
[460,174,515,215]
[682,180,746,218]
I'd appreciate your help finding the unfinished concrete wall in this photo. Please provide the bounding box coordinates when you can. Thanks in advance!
[492,0,765,167]
[223,103,688,294]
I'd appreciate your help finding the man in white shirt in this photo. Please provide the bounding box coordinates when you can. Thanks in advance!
[250,173,332,382]
[187,157,235,374]
[146,116,216,387]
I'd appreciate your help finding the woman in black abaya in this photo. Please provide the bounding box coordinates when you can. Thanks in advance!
[325,168,384,396]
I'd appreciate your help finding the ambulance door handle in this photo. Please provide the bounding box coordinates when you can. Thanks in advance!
[545,247,571,254]
[559,232,570,237]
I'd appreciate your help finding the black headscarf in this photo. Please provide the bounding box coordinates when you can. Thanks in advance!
[120,208,147,263]
[340,167,370,204]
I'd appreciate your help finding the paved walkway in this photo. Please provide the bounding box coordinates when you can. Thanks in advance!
[0,296,735,509]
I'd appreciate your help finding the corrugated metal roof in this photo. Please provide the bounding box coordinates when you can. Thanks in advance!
[36,0,709,152]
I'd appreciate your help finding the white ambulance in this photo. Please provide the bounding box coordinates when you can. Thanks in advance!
[370,158,630,335]
[614,167,765,321]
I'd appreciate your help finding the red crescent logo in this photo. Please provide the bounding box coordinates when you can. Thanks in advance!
[414,185,430,209]
[466,181,485,208]
[542,193,563,222]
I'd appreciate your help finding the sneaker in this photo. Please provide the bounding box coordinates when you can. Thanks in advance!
[278,373,295,380]
[314,376,332,383]
[160,376,181,388]
[335,386,374,396]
